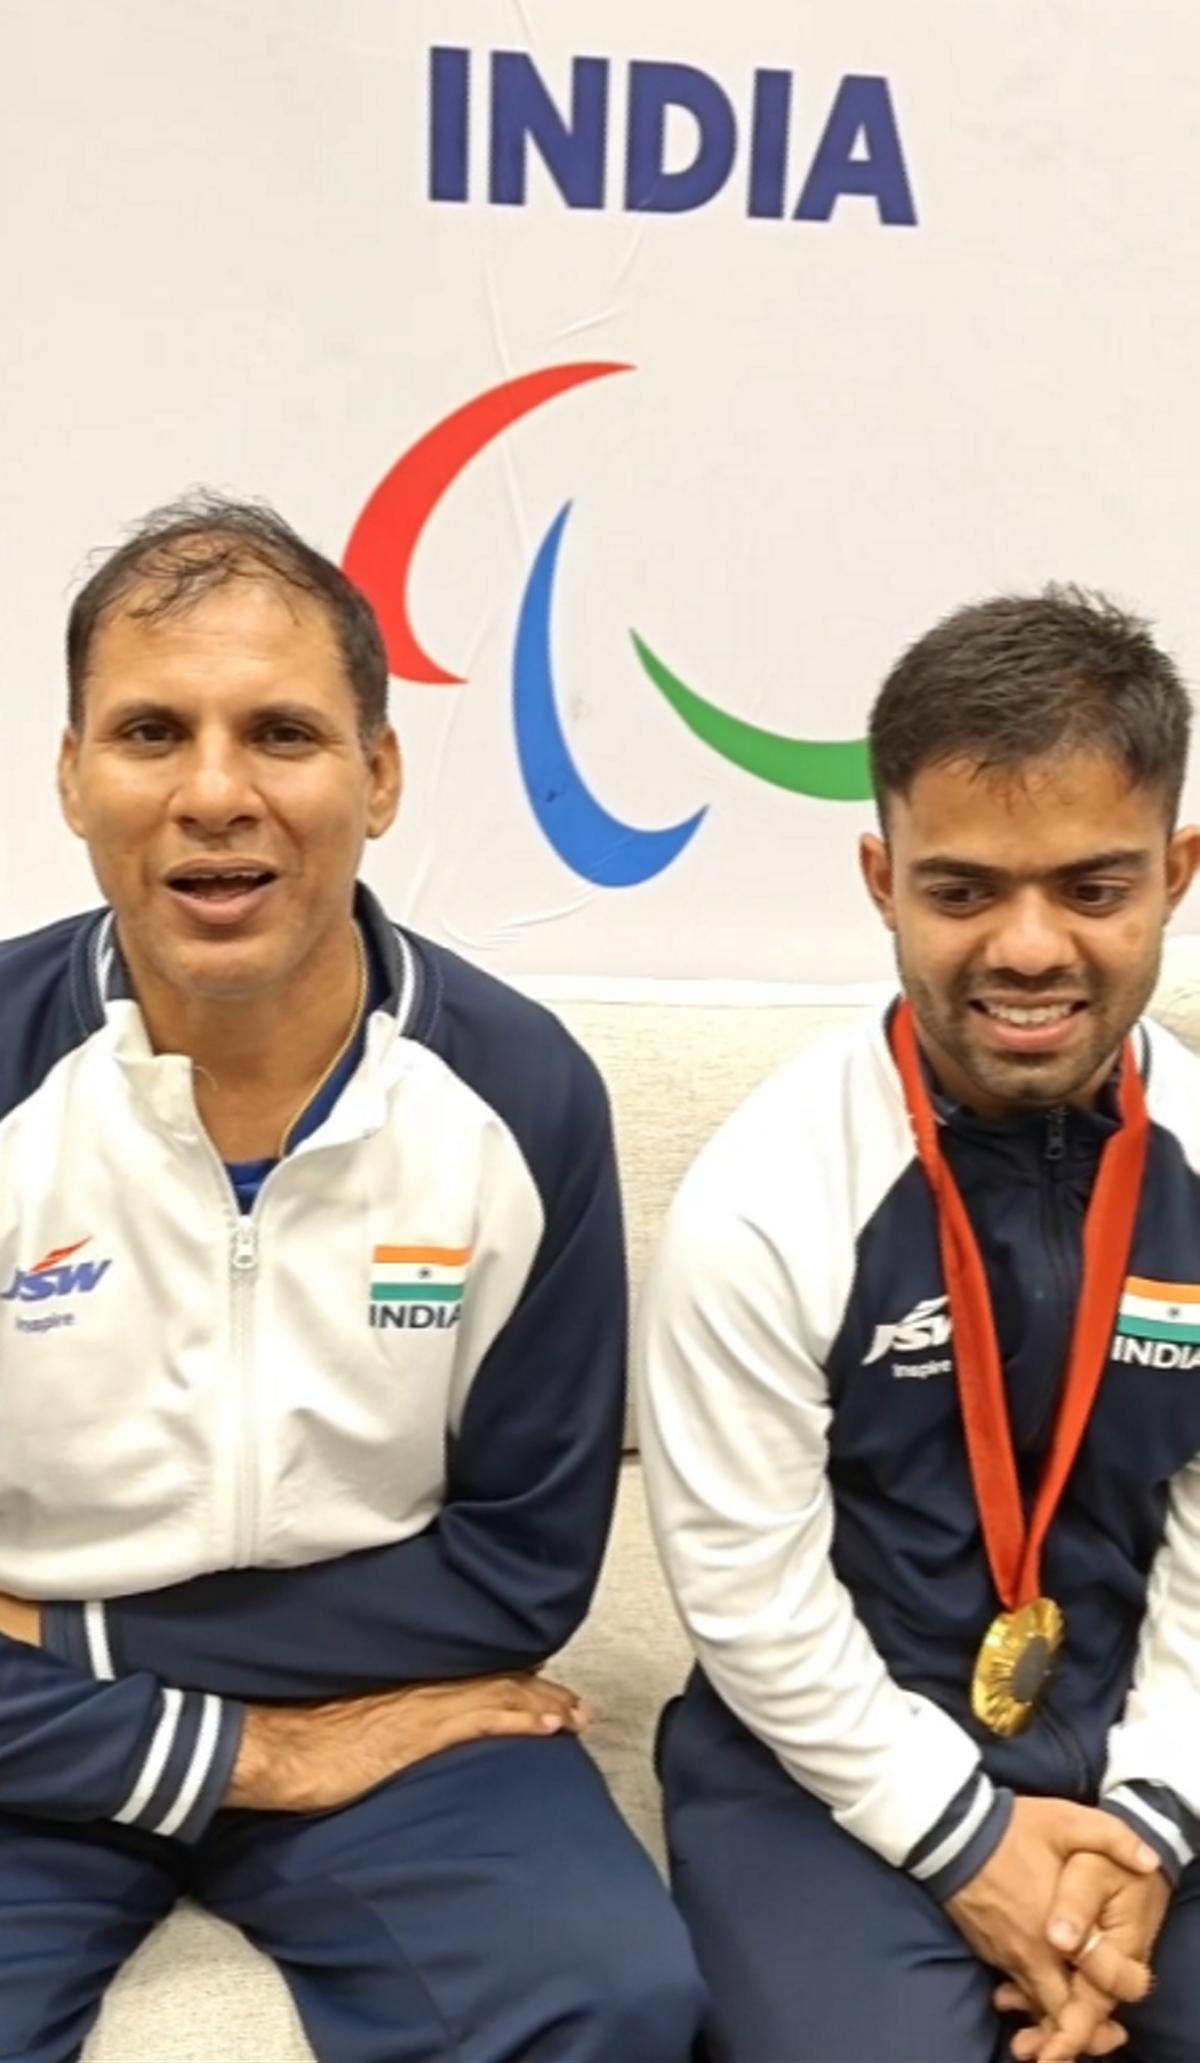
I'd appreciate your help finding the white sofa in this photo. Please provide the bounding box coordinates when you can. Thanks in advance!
[87,952,1200,2060]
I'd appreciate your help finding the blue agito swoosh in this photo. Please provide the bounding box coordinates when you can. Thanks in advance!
[513,502,707,888]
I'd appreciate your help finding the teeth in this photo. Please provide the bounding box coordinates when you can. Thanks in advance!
[177,873,263,886]
[174,873,266,894]
[983,1003,1076,1026]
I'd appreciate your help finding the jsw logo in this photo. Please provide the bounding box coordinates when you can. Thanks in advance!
[863,1295,952,1365]
[1,1239,112,1304]
[429,50,916,226]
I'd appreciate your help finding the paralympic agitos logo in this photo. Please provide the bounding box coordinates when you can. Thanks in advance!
[344,365,873,889]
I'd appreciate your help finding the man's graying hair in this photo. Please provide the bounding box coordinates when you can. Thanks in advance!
[66,491,389,741]
[868,587,1191,828]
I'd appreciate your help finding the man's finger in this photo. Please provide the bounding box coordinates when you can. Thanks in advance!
[1038,1971,1130,2062]
[438,1708,566,1752]
[533,1674,582,1708]
[1011,2015,1053,2061]
[1010,1949,1072,2030]
[1046,1851,1117,1958]
[522,1685,593,1730]
[1073,1932,1152,2007]
[1011,2005,1128,2062]
[523,1679,594,1727]
[999,1966,1129,2063]
[1053,1809,1159,1876]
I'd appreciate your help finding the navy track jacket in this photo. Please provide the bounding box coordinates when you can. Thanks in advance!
[638,1011,1200,1899]
[0,888,626,1843]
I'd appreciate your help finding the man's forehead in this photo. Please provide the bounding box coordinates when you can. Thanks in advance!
[85,577,343,685]
[891,751,1164,861]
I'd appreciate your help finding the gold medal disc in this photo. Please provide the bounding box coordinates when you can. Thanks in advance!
[971,1597,1066,1738]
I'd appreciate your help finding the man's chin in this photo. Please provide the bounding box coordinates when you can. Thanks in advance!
[958,1042,1104,1113]
[149,938,283,1006]
[971,1061,1075,1109]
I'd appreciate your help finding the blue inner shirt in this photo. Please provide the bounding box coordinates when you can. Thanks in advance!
[224,924,379,1213]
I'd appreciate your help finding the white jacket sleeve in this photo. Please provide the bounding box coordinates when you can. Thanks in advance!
[635,1140,1001,1893]
[1102,1453,1200,1878]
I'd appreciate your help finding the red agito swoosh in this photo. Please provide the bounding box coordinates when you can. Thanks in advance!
[343,362,630,683]
[31,1238,92,1273]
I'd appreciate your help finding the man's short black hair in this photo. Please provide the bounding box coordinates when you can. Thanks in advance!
[868,586,1191,828]
[67,491,389,741]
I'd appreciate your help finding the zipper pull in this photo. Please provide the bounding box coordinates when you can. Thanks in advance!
[231,1219,259,1272]
[1045,1108,1066,1162]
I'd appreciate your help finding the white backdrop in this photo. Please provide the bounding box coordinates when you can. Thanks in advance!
[4,0,1200,981]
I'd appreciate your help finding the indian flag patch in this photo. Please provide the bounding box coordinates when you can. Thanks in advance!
[371,1245,472,1306]
[1116,1276,1200,1347]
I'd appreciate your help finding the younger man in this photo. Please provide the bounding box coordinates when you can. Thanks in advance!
[638,589,1200,2060]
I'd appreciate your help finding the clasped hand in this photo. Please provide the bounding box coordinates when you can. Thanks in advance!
[947,1797,1169,2061]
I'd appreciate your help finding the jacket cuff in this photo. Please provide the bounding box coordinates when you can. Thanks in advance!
[905,1773,1014,1903]
[111,1689,245,1844]
[42,1600,120,1679]
[1101,1783,1199,1891]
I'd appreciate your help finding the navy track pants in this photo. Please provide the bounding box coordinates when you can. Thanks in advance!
[662,1677,1200,2063]
[0,1735,705,2063]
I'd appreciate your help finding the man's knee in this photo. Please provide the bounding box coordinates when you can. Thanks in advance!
[0,1948,107,2063]
[505,1866,704,2063]
[564,1911,705,2062]
[0,1818,175,2063]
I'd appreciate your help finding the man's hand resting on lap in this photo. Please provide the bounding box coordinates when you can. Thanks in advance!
[945,1798,1159,2051]
[0,1589,587,1816]
[991,1849,1170,2061]
[226,1673,592,1813]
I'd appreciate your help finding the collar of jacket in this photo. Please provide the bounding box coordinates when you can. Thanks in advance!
[65,883,434,1147]
[882,996,1148,1171]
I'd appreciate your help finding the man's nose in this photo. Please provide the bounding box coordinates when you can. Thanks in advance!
[982,888,1073,978]
[171,738,261,829]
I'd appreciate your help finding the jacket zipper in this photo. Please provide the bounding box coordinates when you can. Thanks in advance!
[198,1123,372,1565]
[1031,1107,1075,1448]
[195,1138,272,1569]
[1003,1110,1096,1798]
[1039,1698,1093,1798]
[229,1214,261,1566]
[1037,1111,1094,1797]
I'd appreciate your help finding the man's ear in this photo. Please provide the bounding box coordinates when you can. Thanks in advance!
[860,831,897,932]
[365,726,402,841]
[58,728,85,839]
[1164,823,1200,916]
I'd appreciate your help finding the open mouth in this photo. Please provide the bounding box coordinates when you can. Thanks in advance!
[968,996,1089,1054]
[970,1000,1087,1027]
[167,867,277,904]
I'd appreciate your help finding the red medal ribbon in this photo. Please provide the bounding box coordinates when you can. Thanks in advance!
[890,999,1149,1611]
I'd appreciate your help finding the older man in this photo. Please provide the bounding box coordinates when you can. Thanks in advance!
[639,589,1200,2062]
[0,495,703,2063]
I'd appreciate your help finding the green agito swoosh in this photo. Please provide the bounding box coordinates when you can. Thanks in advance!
[631,632,874,802]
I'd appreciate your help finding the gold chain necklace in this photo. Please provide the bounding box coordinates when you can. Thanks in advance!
[276,922,368,1157]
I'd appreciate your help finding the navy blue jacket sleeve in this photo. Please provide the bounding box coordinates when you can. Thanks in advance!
[47,1050,627,1701]
[0,1631,242,1839]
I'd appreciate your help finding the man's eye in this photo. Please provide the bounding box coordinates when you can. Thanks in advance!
[259,723,316,749]
[121,721,175,747]
[1069,881,1129,912]
[928,884,990,913]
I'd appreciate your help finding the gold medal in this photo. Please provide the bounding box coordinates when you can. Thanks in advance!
[971,1597,1066,1738]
